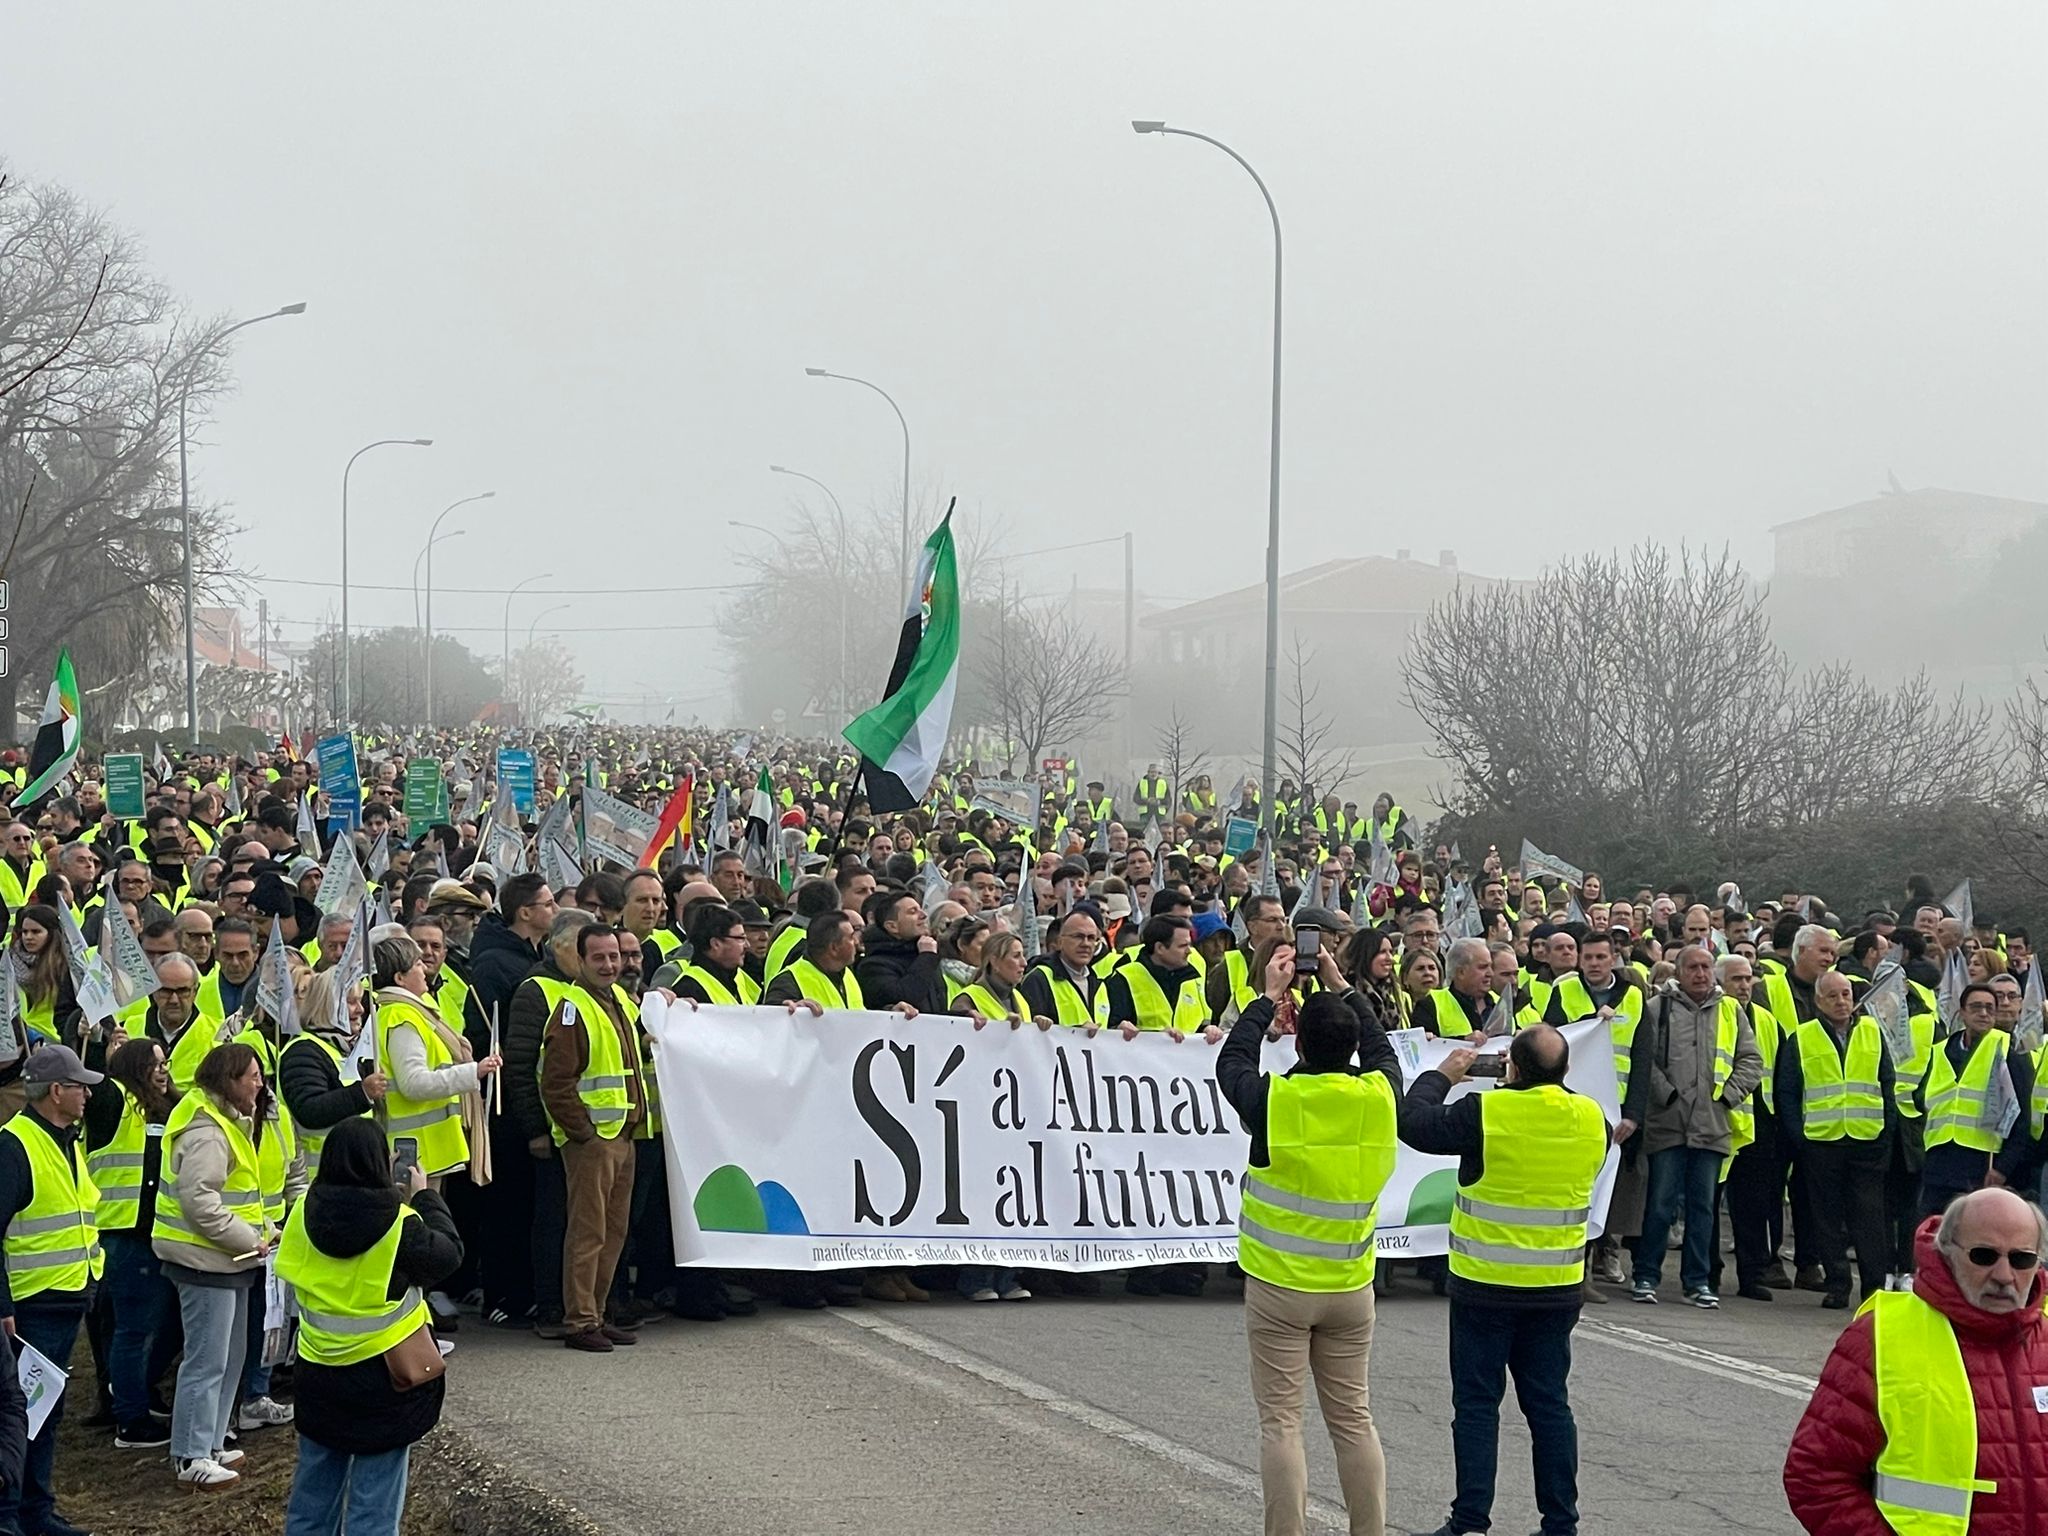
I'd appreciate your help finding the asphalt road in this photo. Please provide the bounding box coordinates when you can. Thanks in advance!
[444,1266,1838,1535]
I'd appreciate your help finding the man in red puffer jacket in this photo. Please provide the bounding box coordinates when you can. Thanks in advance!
[1784,1187,2048,1535]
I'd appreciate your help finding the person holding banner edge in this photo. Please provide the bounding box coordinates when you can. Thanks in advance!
[1218,940,1403,1536]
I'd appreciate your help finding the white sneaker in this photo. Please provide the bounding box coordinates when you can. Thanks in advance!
[236,1395,294,1430]
[998,1285,1033,1301]
[435,1338,456,1358]
[214,1446,246,1468]
[965,1288,999,1302]
[177,1456,240,1491]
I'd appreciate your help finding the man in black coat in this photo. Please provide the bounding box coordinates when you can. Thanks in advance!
[854,889,947,1015]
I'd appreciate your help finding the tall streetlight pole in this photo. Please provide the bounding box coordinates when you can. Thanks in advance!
[768,464,850,713]
[501,575,545,686]
[803,367,911,601]
[522,604,570,722]
[1132,119,1283,844]
[411,530,466,722]
[178,301,306,745]
[423,491,494,727]
[340,437,433,724]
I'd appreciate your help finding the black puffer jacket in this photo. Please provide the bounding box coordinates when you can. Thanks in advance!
[467,912,541,1021]
[279,1030,378,1139]
[292,1185,463,1455]
[505,957,575,1144]
[855,931,948,1014]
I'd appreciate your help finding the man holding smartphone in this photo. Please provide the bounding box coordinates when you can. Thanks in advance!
[1398,1026,1613,1536]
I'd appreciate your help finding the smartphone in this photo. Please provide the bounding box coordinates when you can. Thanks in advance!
[1295,927,1321,963]
[391,1136,420,1189]
[1467,1056,1507,1078]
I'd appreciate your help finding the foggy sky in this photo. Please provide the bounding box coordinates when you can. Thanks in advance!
[6,3,2044,721]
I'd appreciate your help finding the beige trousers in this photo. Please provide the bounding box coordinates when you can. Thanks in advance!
[560,1134,635,1332]
[1244,1274,1386,1536]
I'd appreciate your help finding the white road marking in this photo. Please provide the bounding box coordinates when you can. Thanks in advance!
[1579,1318,1820,1401]
[817,1308,1354,1531]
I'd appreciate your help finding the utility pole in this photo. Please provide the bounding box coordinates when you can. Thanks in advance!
[258,598,268,670]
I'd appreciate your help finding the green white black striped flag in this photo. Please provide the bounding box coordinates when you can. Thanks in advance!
[844,504,960,813]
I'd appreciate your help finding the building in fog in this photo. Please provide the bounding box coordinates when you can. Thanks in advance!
[1142,549,1499,679]
[1769,483,2048,585]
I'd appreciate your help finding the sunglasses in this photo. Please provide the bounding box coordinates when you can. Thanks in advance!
[1965,1246,2040,1270]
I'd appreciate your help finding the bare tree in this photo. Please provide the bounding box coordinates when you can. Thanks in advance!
[1155,702,1208,810]
[973,599,1126,770]
[0,167,236,727]
[505,638,584,724]
[1278,634,1354,807]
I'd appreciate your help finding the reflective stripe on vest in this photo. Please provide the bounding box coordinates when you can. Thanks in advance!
[1793,1017,1886,1141]
[86,1088,151,1231]
[1237,1073,1396,1292]
[546,984,637,1146]
[276,1203,431,1368]
[1860,1289,1992,1535]
[375,995,469,1174]
[0,1116,102,1297]
[153,1093,264,1258]
[1100,962,1205,1032]
[1922,1031,2009,1154]
[1222,949,1256,1013]
[1892,1011,1936,1120]
[1446,1085,1607,1290]
[282,1031,349,1172]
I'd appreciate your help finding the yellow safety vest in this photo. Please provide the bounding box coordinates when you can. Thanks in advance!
[1426,987,1485,1040]
[611,985,659,1141]
[1099,961,1205,1032]
[228,1025,301,1224]
[277,1204,432,1368]
[153,1093,265,1261]
[1446,1084,1608,1289]
[677,964,760,1006]
[1793,1017,1886,1141]
[0,858,44,916]
[167,1009,238,1092]
[1890,1010,1937,1121]
[764,924,806,982]
[1,1115,102,1297]
[280,1031,353,1174]
[1922,1031,2010,1155]
[959,981,1020,1020]
[1222,949,1257,1014]
[1035,970,1095,1026]
[2032,1039,2048,1140]
[1860,1289,1996,1535]
[787,958,863,1012]
[544,983,638,1147]
[1238,1072,1396,1292]
[374,994,469,1174]
[86,1087,153,1232]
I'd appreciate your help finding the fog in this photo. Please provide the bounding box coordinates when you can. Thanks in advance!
[6,2,2044,722]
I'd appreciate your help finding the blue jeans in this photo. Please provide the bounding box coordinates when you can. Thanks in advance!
[102,1231,176,1424]
[0,1305,83,1534]
[956,1266,1021,1298]
[1632,1145,1722,1294]
[1448,1299,1579,1536]
[170,1279,250,1462]
[284,1438,412,1536]
[243,1264,273,1399]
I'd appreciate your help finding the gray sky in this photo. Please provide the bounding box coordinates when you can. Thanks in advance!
[7,3,2044,719]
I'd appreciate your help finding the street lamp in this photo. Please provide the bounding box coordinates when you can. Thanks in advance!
[501,575,545,686]
[768,464,850,714]
[424,491,495,726]
[412,529,466,722]
[1132,118,1284,844]
[178,301,306,745]
[340,437,433,724]
[803,367,911,602]
[521,604,570,722]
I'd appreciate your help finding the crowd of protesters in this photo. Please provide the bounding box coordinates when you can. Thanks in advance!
[0,727,2037,1533]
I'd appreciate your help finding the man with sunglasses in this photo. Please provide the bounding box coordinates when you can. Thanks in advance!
[1786,1186,2048,1534]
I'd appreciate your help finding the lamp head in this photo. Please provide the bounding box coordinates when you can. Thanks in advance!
[411,438,434,447]
[803,367,828,377]
[478,490,497,500]
[1131,120,1167,134]
[278,302,308,315]
[769,464,788,474]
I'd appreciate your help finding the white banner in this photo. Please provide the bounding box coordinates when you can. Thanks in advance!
[644,1001,1620,1271]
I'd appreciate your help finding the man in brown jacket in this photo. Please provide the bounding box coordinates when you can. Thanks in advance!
[540,926,645,1353]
